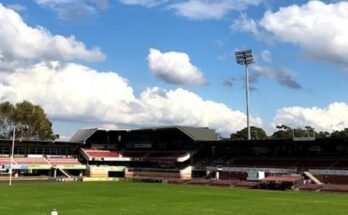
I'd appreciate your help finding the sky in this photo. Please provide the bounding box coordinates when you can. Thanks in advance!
[1,0,348,139]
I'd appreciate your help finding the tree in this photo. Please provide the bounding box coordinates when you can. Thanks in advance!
[0,102,15,138]
[231,126,267,140]
[271,124,293,139]
[0,100,56,140]
[331,128,348,138]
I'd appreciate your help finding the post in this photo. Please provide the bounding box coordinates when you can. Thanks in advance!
[245,64,251,140]
[9,126,15,186]
[235,49,254,141]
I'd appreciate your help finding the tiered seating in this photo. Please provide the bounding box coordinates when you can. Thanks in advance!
[147,151,185,158]
[121,150,187,162]
[209,179,239,187]
[299,184,323,191]
[295,160,335,168]
[229,159,295,168]
[15,157,50,165]
[47,158,82,166]
[0,157,15,165]
[82,149,120,159]
[121,151,149,158]
[167,178,190,184]
[332,160,348,169]
[187,178,211,185]
[321,184,348,193]
[234,181,261,189]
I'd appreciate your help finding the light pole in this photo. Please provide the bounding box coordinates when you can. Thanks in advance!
[9,125,15,186]
[235,49,254,140]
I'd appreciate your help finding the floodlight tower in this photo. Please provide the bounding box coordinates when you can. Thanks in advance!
[235,49,254,140]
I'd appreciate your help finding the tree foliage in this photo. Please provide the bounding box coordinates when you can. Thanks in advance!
[231,126,267,140]
[0,101,55,140]
[331,128,348,138]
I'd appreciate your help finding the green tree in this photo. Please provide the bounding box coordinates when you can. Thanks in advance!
[271,124,293,139]
[231,126,267,140]
[0,102,15,138]
[0,100,55,140]
[331,128,348,138]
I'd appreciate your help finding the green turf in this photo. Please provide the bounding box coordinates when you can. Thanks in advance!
[0,181,347,215]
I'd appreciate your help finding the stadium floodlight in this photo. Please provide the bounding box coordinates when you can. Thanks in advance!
[234,49,254,140]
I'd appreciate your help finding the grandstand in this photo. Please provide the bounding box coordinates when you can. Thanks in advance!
[1,126,348,193]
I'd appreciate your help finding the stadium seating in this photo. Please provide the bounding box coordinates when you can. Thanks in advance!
[0,157,15,165]
[187,178,211,185]
[234,181,261,189]
[47,158,82,166]
[166,178,190,184]
[82,149,120,160]
[294,160,335,168]
[332,160,348,169]
[321,184,348,193]
[299,184,323,191]
[209,179,240,187]
[15,157,50,165]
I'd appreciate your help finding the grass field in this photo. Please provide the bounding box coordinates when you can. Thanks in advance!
[0,181,348,215]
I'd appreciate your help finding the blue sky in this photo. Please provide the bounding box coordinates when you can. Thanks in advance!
[1,0,348,139]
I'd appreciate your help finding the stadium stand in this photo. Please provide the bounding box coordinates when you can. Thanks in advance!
[209,179,240,187]
[15,157,50,165]
[0,157,15,165]
[80,148,120,161]
[299,184,323,192]
[47,157,82,166]
[321,184,348,193]
[2,126,348,193]
[234,181,261,189]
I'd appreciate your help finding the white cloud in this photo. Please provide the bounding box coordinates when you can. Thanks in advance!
[0,61,260,137]
[258,1,348,68]
[35,0,109,19]
[118,0,167,7]
[0,3,105,64]
[6,4,26,12]
[273,102,348,132]
[260,50,271,63]
[169,0,262,20]
[147,48,208,86]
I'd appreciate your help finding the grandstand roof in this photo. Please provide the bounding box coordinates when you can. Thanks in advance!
[70,126,218,143]
[133,126,218,141]
[69,128,98,143]
[177,126,217,141]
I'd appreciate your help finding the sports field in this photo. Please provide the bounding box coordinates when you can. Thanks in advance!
[0,181,347,215]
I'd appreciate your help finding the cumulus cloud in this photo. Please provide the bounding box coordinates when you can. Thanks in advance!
[0,61,260,137]
[147,48,208,86]
[273,103,348,132]
[35,0,109,19]
[0,3,105,65]
[243,1,348,68]
[250,65,302,90]
[169,0,262,20]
